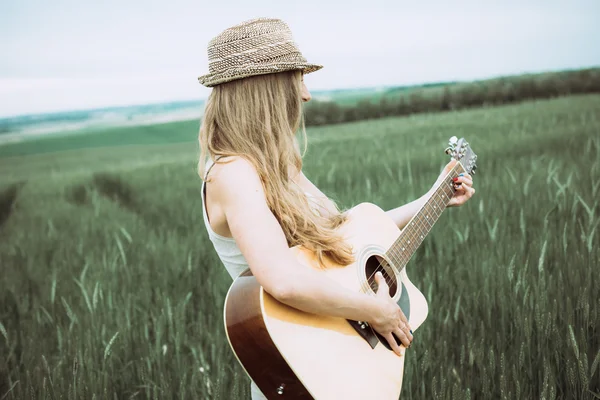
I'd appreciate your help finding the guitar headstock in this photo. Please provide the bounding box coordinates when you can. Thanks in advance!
[445,136,478,175]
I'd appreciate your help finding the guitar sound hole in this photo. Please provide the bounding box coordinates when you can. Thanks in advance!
[364,255,397,297]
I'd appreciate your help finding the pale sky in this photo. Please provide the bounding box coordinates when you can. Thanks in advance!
[1,0,599,118]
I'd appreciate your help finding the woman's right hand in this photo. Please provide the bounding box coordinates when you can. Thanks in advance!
[368,272,413,356]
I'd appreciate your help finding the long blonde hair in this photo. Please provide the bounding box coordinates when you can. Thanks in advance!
[198,70,353,266]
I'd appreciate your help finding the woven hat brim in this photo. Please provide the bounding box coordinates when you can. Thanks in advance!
[198,62,323,87]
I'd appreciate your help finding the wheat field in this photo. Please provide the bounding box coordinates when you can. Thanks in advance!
[0,94,599,399]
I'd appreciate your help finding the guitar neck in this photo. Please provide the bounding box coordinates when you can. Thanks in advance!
[385,163,466,270]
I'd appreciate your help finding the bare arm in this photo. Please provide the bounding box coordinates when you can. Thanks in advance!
[297,161,474,232]
[211,158,412,352]
[295,172,339,217]
[298,171,435,230]
[386,160,476,229]
[385,194,431,230]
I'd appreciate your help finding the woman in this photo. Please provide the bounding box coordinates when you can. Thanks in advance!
[197,18,475,400]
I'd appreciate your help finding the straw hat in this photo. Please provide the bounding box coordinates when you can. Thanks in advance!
[198,18,323,87]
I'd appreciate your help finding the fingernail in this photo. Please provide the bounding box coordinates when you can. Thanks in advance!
[459,173,464,177]
[453,177,458,182]
[410,330,413,334]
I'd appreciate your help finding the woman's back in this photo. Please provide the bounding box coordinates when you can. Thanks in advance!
[201,159,249,280]
[201,158,268,400]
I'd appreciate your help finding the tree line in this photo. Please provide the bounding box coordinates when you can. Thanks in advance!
[303,68,600,126]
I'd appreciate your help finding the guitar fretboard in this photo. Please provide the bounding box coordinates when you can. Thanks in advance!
[385,164,466,270]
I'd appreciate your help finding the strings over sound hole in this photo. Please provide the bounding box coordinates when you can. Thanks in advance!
[365,255,397,297]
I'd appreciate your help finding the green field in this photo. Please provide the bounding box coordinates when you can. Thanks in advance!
[1,94,599,399]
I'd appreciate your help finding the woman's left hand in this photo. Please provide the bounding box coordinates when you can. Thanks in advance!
[438,160,476,207]
[448,172,475,207]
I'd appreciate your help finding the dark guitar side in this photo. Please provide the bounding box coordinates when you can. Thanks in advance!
[225,270,313,399]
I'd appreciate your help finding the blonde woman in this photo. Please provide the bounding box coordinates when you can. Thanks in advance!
[197,18,475,400]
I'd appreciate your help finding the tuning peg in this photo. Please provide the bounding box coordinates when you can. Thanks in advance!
[446,137,460,155]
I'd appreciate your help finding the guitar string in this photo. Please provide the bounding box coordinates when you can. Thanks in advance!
[361,164,462,298]
[364,175,458,296]
[358,171,458,339]
[364,172,458,290]
[382,173,457,276]
[337,161,464,355]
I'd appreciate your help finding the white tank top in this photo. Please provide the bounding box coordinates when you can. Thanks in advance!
[201,160,267,399]
[200,159,249,279]
[200,159,318,279]
[201,159,323,400]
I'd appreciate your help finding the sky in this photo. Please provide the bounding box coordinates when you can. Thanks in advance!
[1,0,599,118]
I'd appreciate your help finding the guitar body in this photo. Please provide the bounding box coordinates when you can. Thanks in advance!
[224,202,430,400]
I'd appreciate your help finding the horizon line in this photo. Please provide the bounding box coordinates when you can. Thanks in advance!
[1,65,598,121]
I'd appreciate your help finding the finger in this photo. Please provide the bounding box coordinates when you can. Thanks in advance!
[453,176,473,186]
[394,327,411,348]
[398,310,409,326]
[460,177,473,186]
[453,182,467,192]
[454,184,473,196]
[398,316,413,335]
[374,272,389,297]
[402,323,413,341]
[375,271,388,287]
[458,184,475,195]
[454,181,475,197]
[385,332,403,356]
[398,319,413,341]
[443,160,458,173]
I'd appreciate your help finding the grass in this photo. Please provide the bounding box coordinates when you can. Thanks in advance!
[0,94,599,399]
[0,119,201,158]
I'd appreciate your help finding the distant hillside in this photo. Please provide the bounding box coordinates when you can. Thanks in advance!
[303,67,600,126]
[0,100,205,141]
[2,67,599,143]
[311,81,458,106]
[385,81,459,94]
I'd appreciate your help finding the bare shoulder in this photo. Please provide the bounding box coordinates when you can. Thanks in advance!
[209,156,257,181]
[208,156,265,205]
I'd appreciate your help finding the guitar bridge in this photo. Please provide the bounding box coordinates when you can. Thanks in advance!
[347,320,379,349]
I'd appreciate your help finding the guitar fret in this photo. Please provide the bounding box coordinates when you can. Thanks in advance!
[432,193,445,214]
[417,212,430,233]
[386,164,466,271]
[422,210,433,229]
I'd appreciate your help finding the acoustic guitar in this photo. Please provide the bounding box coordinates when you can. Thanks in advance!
[223,137,478,399]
